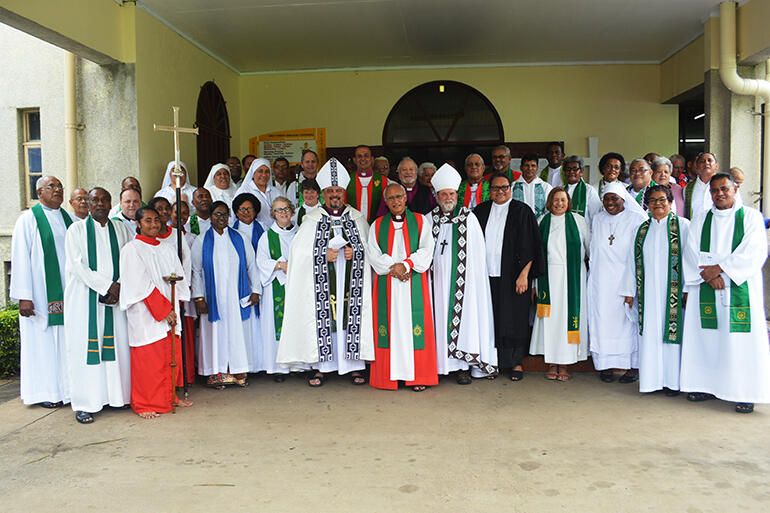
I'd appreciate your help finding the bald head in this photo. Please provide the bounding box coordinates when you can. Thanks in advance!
[69,187,88,219]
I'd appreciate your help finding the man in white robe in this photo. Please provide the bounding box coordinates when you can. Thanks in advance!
[512,153,553,220]
[680,173,770,413]
[69,188,89,220]
[368,183,437,391]
[539,142,565,186]
[191,201,260,387]
[277,158,374,386]
[683,152,718,219]
[563,155,602,226]
[587,182,647,383]
[428,164,498,384]
[235,158,281,231]
[10,176,72,408]
[112,188,141,235]
[108,177,143,219]
[620,185,689,395]
[64,188,133,424]
[185,187,213,236]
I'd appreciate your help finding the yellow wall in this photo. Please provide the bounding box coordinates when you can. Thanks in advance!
[738,0,770,62]
[660,36,705,102]
[239,64,678,164]
[0,0,135,62]
[134,9,240,192]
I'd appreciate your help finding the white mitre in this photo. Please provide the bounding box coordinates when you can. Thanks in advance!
[316,157,350,190]
[431,163,462,192]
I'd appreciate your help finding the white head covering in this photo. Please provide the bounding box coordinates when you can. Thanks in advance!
[203,163,237,204]
[162,161,190,189]
[431,163,462,192]
[601,181,627,200]
[316,158,350,190]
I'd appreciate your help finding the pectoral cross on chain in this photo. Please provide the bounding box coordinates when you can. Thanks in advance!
[608,234,615,246]
[440,240,449,255]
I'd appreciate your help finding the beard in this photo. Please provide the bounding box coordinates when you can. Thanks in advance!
[440,199,457,213]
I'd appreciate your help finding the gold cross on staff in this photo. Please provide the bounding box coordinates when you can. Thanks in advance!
[154,106,199,189]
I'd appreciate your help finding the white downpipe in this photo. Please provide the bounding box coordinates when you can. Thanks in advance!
[719,1,770,215]
[64,51,78,194]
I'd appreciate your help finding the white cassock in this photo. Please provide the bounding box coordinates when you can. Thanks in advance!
[119,237,189,344]
[233,219,265,373]
[184,215,211,237]
[277,206,375,373]
[272,180,291,198]
[680,204,770,403]
[10,206,70,405]
[686,177,713,219]
[191,228,260,376]
[256,222,298,374]
[566,181,602,227]
[512,176,553,219]
[429,210,497,377]
[112,212,137,237]
[546,167,563,187]
[619,215,690,392]
[367,214,435,381]
[587,207,647,370]
[530,213,590,365]
[64,218,133,413]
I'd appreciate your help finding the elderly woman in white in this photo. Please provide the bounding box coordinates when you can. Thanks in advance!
[203,163,238,208]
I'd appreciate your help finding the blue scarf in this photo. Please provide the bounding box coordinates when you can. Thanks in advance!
[233,219,264,252]
[202,227,251,322]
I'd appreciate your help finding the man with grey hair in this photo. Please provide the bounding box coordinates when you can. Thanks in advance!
[670,154,688,187]
[627,158,655,209]
[418,162,437,187]
[69,187,89,220]
[11,175,73,409]
[489,145,521,183]
[652,156,684,215]
[377,157,436,215]
[563,155,602,225]
[373,156,393,180]
[458,153,489,209]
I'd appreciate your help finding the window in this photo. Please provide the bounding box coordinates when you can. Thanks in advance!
[22,109,42,206]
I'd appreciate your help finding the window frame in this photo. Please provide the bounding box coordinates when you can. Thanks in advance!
[21,108,42,207]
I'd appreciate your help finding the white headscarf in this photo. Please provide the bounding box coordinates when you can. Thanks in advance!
[203,163,237,206]
[235,158,272,196]
[155,160,198,213]
[601,181,645,215]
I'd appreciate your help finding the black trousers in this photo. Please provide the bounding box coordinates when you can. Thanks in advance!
[489,277,531,368]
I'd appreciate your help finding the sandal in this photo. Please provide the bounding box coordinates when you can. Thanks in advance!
[350,372,367,386]
[546,365,558,380]
[273,375,287,383]
[307,372,326,388]
[456,370,472,385]
[206,374,227,390]
[556,372,571,382]
[412,385,427,392]
[234,376,249,387]
[687,392,716,402]
[735,402,754,414]
[75,411,94,424]
[510,370,524,382]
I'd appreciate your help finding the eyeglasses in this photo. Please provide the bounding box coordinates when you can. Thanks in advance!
[273,206,292,213]
[490,185,510,191]
[211,212,229,218]
[41,184,64,191]
[647,197,669,205]
[237,207,255,212]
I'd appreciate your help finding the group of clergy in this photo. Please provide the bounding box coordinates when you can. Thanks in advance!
[9,145,770,426]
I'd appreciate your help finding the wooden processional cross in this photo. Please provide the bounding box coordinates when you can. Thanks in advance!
[154,106,199,189]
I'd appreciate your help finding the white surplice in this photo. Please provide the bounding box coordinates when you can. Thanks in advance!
[112,212,137,238]
[566,181,603,227]
[10,206,70,405]
[513,176,553,219]
[587,207,647,370]
[680,204,770,403]
[530,213,590,365]
[233,220,265,373]
[367,214,435,381]
[257,222,298,374]
[429,210,497,377]
[119,238,190,346]
[191,228,260,376]
[64,218,133,413]
[619,215,690,392]
[277,206,374,373]
[687,177,713,219]
[546,167,563,187]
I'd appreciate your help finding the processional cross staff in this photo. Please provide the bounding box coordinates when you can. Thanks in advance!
[154,106,198,399]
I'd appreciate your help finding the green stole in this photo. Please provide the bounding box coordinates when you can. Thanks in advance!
[189,213,200,235]
[634,212,683,344]
[346,172,384,223]
[570,180,587,217]
[374,210,426,349]
[536,212,582,343]
[699,207,751,332]
[539,165,565,185]
[30,203,73,326]
[458,180,490,207]
[683,180,696,219]
[86,216,120,365]
[266,229,286,339]
[632,180,656,205]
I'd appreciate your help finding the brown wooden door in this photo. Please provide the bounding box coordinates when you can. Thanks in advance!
[196,81,231,187]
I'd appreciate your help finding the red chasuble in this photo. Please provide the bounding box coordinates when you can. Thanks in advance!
[130,287,183,414]
[370,211,437,390]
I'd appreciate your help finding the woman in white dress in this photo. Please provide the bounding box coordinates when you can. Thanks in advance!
[203,163,238,208]
[256,197,298,381]
[530,187,590,381]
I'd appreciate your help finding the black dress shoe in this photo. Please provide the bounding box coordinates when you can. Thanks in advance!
[618,371,639,384]
[687,392,716,402]
[456,370,472,385]
[663,388,680,397]
[273,375,287,383]
[599,370,615,383]
[39,401,63,409]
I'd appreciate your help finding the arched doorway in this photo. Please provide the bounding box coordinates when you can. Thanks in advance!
[382,80,504,171]
[195,81,231,187]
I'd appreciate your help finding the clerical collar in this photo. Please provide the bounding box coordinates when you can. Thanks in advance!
[492,197,512,209]
[157,224,173,239]
[136,234,159,246]
[357,169,373,178]
[279,223,294,231]
[324,205,343,217]
[392,214,405,222]
[120,212,134,222]
[40,204,56,211]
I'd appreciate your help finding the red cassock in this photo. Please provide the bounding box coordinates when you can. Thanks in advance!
[369,213,438,390]
[130,288,183,414]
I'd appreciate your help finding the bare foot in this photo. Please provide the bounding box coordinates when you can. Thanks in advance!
[138,411,160,419]
[177,399,193,407]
